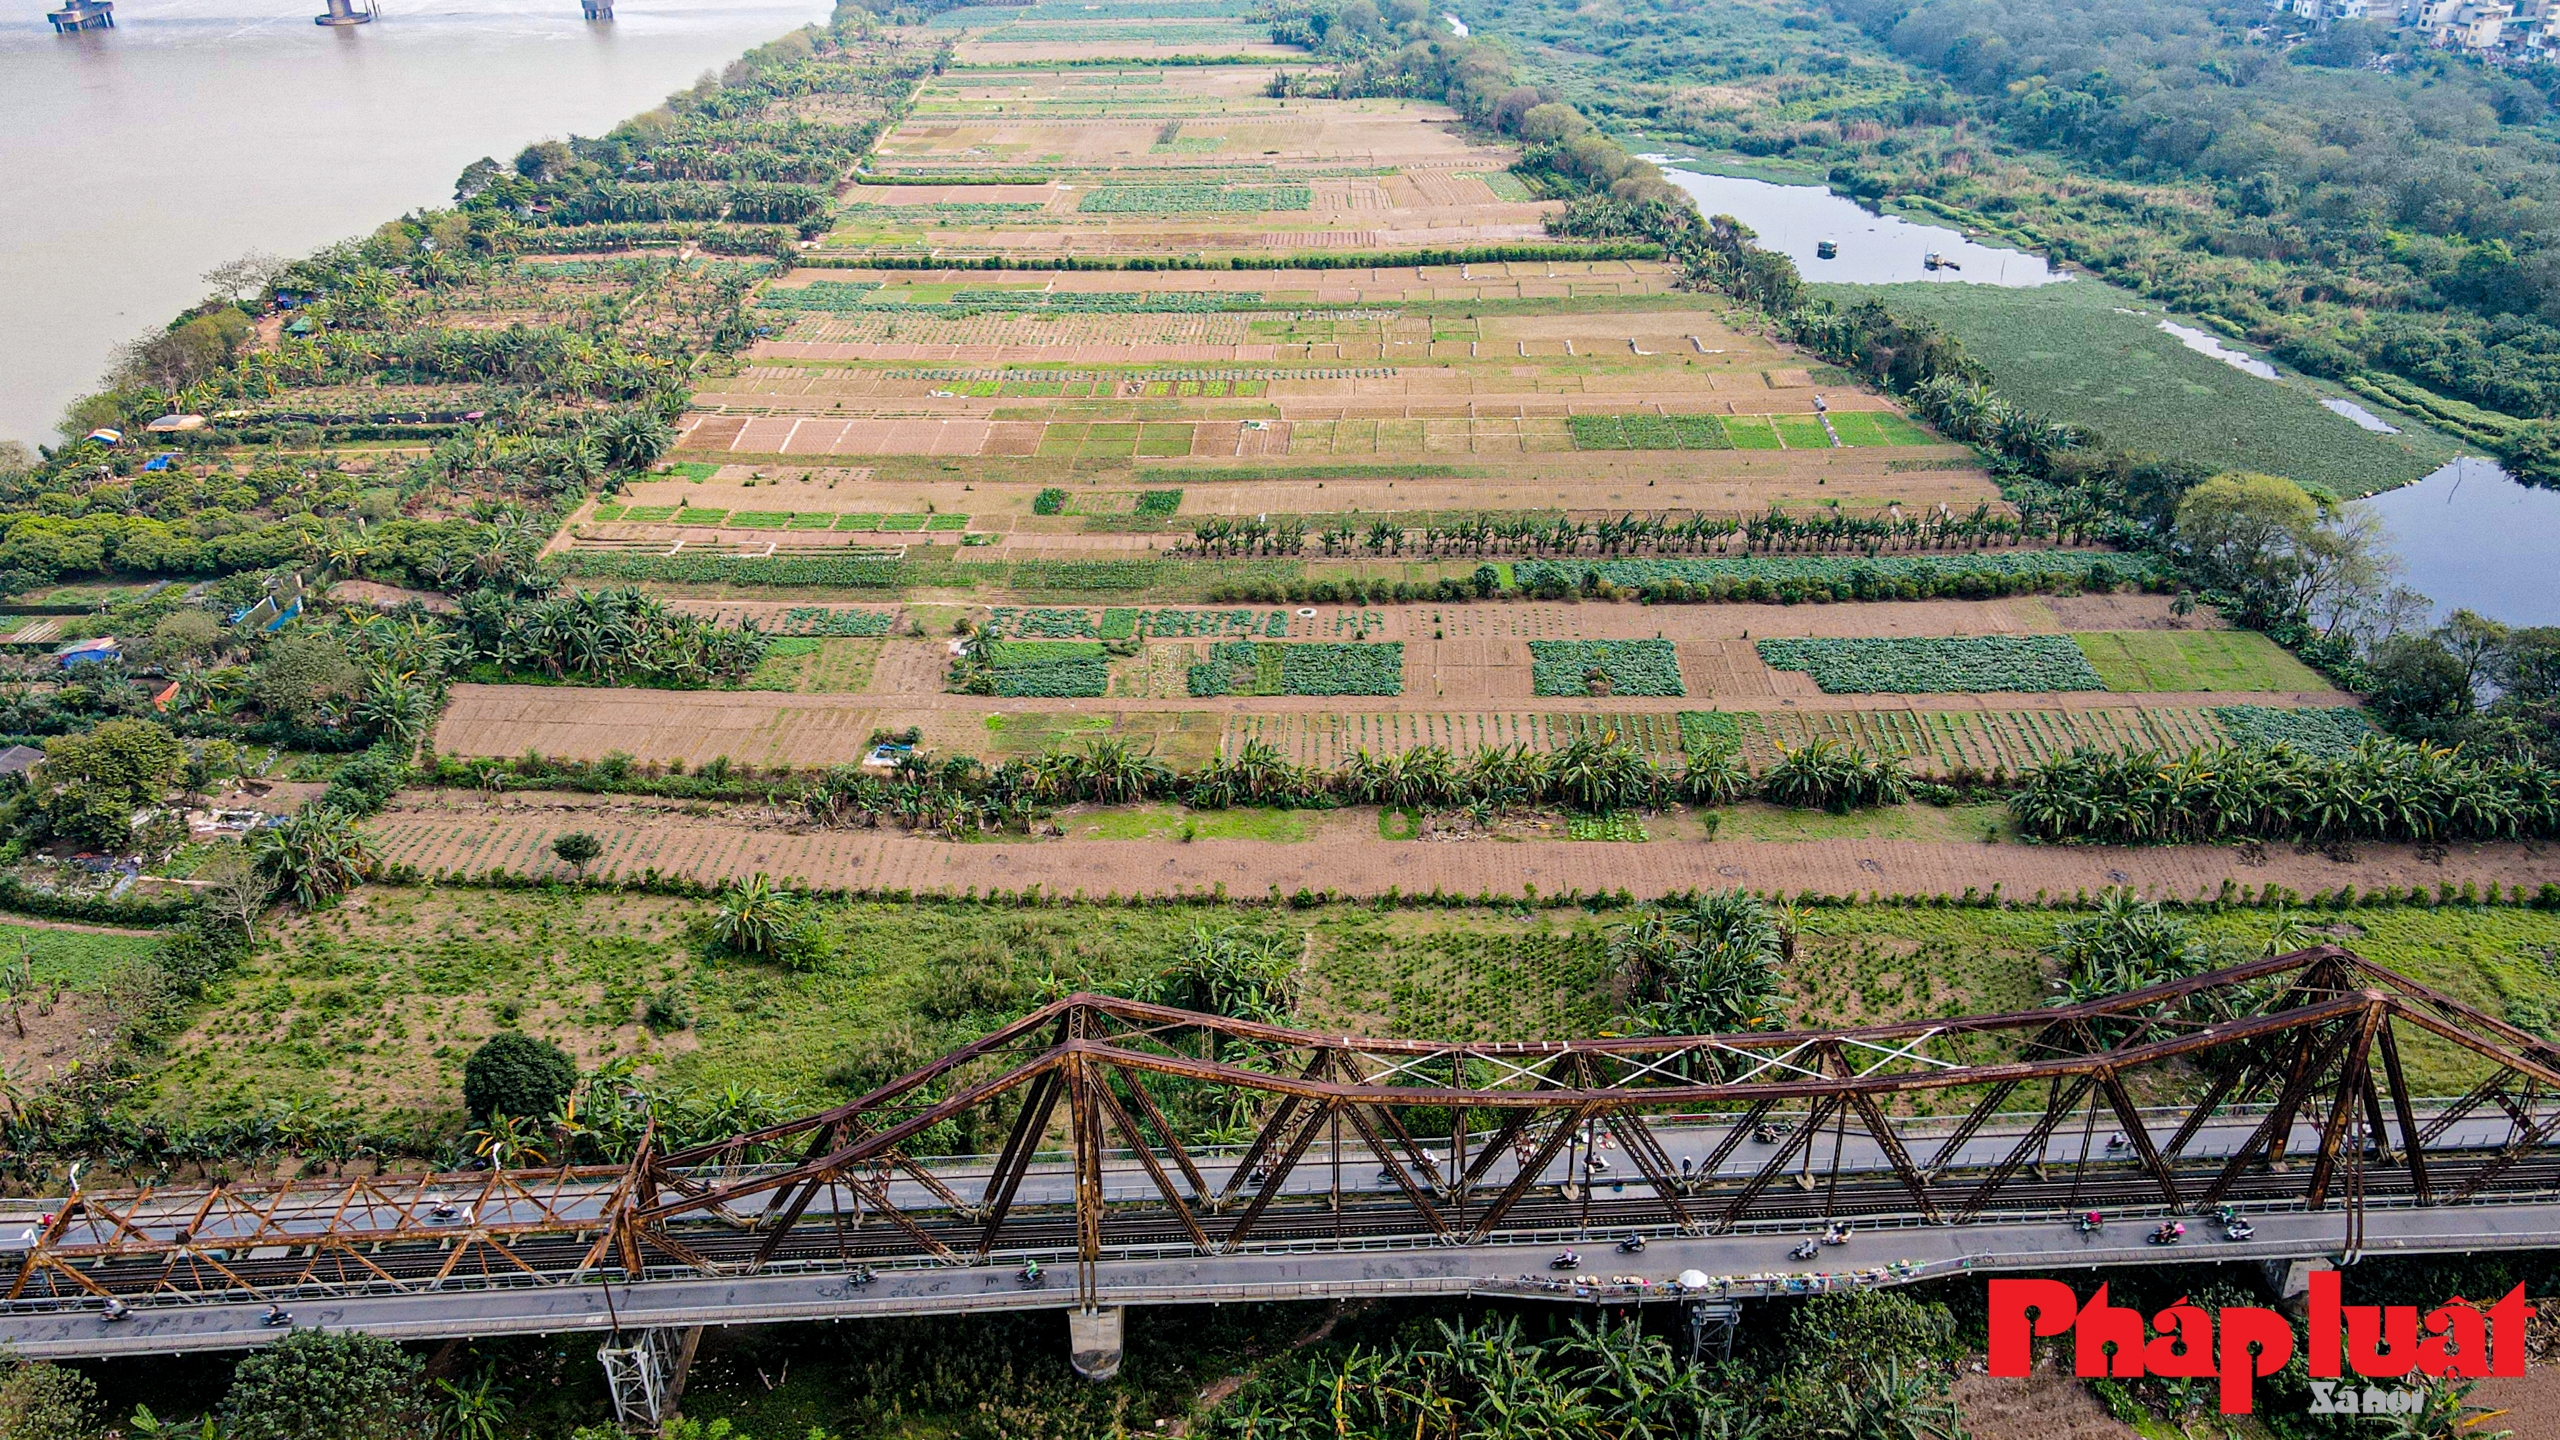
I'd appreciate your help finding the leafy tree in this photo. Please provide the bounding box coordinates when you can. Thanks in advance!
[551,831,603,879]
[251,634,359,725]
[2173,472,2322,623]
[251,807,374,908]
[32,717,185,849]
[0,1359,98,1440]
[462,1032,577,1123]
[2365,635,2474,736]
[147,609,224,666]
[218,1329,426,1440]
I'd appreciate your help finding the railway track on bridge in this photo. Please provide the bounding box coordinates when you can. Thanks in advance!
[5,944,2560,1411]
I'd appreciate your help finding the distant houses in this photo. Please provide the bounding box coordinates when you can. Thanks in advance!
[2265,0,2560,55]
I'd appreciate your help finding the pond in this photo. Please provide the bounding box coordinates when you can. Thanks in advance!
[2367,458,2560,628]
[1649,163,2070,287]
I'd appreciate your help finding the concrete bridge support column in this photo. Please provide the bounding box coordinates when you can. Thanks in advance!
[2259,1257,2332,1313]
[1068,1306,1124,1382]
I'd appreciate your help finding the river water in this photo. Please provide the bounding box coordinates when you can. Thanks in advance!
[2367,459,2560,628]
[1647,161,2559,628]
[1651,163,2069,288]
[0,0,829,449]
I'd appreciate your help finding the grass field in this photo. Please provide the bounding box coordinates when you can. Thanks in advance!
[746,638,884,693]
[1811,278,2463,497]
[0,919,163,989]
[129,889,2560,1127]
[2072,630,2331,693]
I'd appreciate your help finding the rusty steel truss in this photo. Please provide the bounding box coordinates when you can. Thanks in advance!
[9,946,2560,1311]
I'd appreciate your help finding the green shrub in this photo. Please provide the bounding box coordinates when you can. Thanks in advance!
[220,1329,426,1440]
[1033,487,1070,515]
[461,1032,577,1123]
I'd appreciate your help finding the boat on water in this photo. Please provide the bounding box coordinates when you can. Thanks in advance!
[1815,240,1837,260]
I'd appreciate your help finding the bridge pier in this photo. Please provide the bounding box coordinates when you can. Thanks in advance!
[47,0,114,31]
[2258,1257,2332,1312]
[582,0,614,17]
[597,1325,703,1430]
[1068,1306,1124,1382]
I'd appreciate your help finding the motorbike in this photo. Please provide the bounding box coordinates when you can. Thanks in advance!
[1820,1222,1851,1247]
[1616,1235,1647,1254]
[2075,1212,2104,1235]
[1751,1124,1780,1145]
[851,1266,878,1287]
[101,1298,129,1323]
[2224,1220,2255,1242]
[1789,1238,1821,1261]
[1549,1251,1581,1271]
[1017,1261,1046,1288]
[262,1305,293,1327]
[2146,1223,2186,1247]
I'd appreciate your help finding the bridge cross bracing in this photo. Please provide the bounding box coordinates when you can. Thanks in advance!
[5,945,2560,1375]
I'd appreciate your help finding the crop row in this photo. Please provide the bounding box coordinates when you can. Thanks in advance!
[1511,550,2153,601]
[773,607,895,637]
[1187,641,1403,697]
[2211,704,2374,757]
[1754,636,2109,694]
[1076,184,1311,213]
[758,281,1262,314]
[981,638,1110,697]
[595,505,966,532]
[1567,413,1733,450]
[1527,640,1685,697]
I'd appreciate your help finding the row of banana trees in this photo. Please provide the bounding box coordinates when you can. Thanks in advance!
[2010,738,2560,845]
[1183,502,2089,560]
[454,586,769,687]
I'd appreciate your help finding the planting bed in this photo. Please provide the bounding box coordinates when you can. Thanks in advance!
[1526,639,1684,697]
[1754,636,2109,694]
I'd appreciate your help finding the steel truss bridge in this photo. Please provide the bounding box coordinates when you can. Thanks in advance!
[7,946,2560,1420]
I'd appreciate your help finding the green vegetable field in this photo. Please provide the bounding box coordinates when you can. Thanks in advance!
[1528,640,1685,696]
[1076,184,1312,213]
[2212,705,2376,756]
[1188,641,1403,696]
[1755,636,2107,694]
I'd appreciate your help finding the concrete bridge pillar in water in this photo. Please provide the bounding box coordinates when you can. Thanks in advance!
[314,0,375,25]
[584,0,614,16]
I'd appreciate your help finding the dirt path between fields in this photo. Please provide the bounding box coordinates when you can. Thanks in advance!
[0,913,168,938]
[365,793,2552,903]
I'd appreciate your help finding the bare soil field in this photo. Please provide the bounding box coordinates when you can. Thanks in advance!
[362,787,2554,903]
